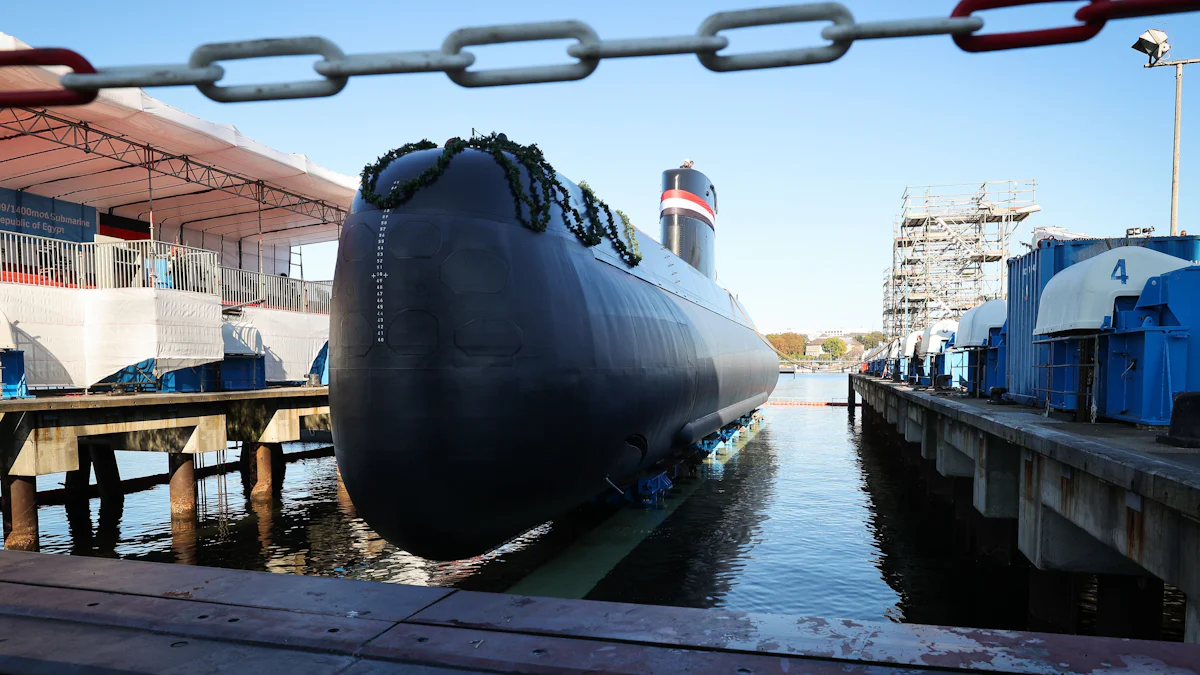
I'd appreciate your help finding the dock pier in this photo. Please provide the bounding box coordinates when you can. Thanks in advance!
[0,387,329,553]
[0,548,1197,673]
[851,373,1200,643]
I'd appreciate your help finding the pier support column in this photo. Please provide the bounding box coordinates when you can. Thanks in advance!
[1,471,11,540]
[847,377,856,417]
[168,453,197,520]
[1027,568,1084,634]
[1096,574,1163,640]
[64,445,92,500]
[168,453,199,565]
[973,437,1019,519]
[90,445,123,505]
[3,475,38,552]
[250,442,281,502]
[65,444,94,555]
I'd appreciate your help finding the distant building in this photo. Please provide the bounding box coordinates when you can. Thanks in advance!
[821,328,871,338]
[805,338,824,358]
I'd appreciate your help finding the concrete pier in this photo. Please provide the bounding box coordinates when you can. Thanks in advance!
[853,374,1200,643]
[0,548,1196,673]
[0,387,329,555]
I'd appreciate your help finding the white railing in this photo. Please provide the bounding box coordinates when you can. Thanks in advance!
[93,240,220,294]
[221,267,332,314]
[0,229,330,313]
[0,232,219,293]
[0,231,94,288]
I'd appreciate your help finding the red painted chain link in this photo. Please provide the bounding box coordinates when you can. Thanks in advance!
[1076,0,1200,22]
[952,0,1200,53]
[0,48,97,108]
[951,0,1105,53]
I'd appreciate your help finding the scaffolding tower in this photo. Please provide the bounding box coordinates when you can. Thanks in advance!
[883,180,1039,337]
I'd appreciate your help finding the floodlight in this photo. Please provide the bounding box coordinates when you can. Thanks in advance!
[1133,28,1171,65]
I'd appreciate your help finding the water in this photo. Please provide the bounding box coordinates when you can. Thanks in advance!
[2,373,1183,638]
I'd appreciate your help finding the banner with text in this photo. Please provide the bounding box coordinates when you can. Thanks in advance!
[0,187,96,242]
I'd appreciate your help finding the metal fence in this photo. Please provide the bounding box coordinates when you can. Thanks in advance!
[221,267,331,314]
[93,240,220,294]
[0,231,93,288]
[0,230,330,313]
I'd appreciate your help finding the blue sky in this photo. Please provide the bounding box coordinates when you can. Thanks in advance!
[6,1,1198,333]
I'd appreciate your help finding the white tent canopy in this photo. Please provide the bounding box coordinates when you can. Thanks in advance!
[0,32,356,254]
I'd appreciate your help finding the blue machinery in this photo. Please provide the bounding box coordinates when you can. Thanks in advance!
[865,235,1200,428]
[0,349,30,399]
[97,356,266,393]
[599,410,764,507]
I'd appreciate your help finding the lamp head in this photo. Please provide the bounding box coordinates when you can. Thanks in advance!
[1133,28,1171,65]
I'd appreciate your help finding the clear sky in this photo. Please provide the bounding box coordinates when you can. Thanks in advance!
[7,1,1199,333]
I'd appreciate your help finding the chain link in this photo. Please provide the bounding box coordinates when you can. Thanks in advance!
[3,0,1199,107]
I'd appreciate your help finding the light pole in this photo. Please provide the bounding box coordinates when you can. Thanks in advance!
[1134,29,1196,236]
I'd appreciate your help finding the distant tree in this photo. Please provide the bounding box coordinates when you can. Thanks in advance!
[766,332,807,359]
[822,337,847,359]
[854,331,887,350]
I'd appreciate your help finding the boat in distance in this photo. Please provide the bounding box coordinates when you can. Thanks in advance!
[330,141,778,560]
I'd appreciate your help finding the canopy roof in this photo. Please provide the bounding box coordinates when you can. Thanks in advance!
[0,32,356,248]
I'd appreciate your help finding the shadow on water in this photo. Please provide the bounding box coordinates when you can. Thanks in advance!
[586,426,778,609]
[853,409,1031,630]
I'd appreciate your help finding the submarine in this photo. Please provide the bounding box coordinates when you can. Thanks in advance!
[330,138,778,560]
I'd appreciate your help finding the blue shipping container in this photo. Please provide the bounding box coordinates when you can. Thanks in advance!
[1005,236,1200,407]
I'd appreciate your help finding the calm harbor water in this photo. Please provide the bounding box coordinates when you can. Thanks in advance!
[3,373,1183,638]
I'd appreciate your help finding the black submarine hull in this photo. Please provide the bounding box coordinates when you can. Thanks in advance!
[330,149,777,560]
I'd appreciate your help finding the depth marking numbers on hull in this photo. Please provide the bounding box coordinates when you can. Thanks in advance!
[373,182,399,344]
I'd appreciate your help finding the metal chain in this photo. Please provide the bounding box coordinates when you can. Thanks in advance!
[0,0,1197,107]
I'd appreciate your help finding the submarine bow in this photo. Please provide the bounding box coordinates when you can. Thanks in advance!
[331,141,777,560]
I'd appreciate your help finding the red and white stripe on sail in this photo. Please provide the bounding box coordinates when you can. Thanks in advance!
[659,189,716,229]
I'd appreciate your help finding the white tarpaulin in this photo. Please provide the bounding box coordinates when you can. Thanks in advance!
[0,284,85,386]
[83,288,221,386]
[240,307,329,382]
[0,307,17,350]
[0,284,221,387]
[222,320,264,356]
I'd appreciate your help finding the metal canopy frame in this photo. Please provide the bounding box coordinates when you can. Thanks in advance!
[0,107,347,230]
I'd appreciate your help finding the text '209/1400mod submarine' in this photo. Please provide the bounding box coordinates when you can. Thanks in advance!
[330,136,778,560]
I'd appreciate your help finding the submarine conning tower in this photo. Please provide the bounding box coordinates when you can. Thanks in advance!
[660,166,717,279]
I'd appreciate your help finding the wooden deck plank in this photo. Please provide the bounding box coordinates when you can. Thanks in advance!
[0,550,452,622]
[362,621,925,674]
[0,615,358,675]
[1,550,1198,674]
[407,591,1200,675]
[0,580,394,654]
